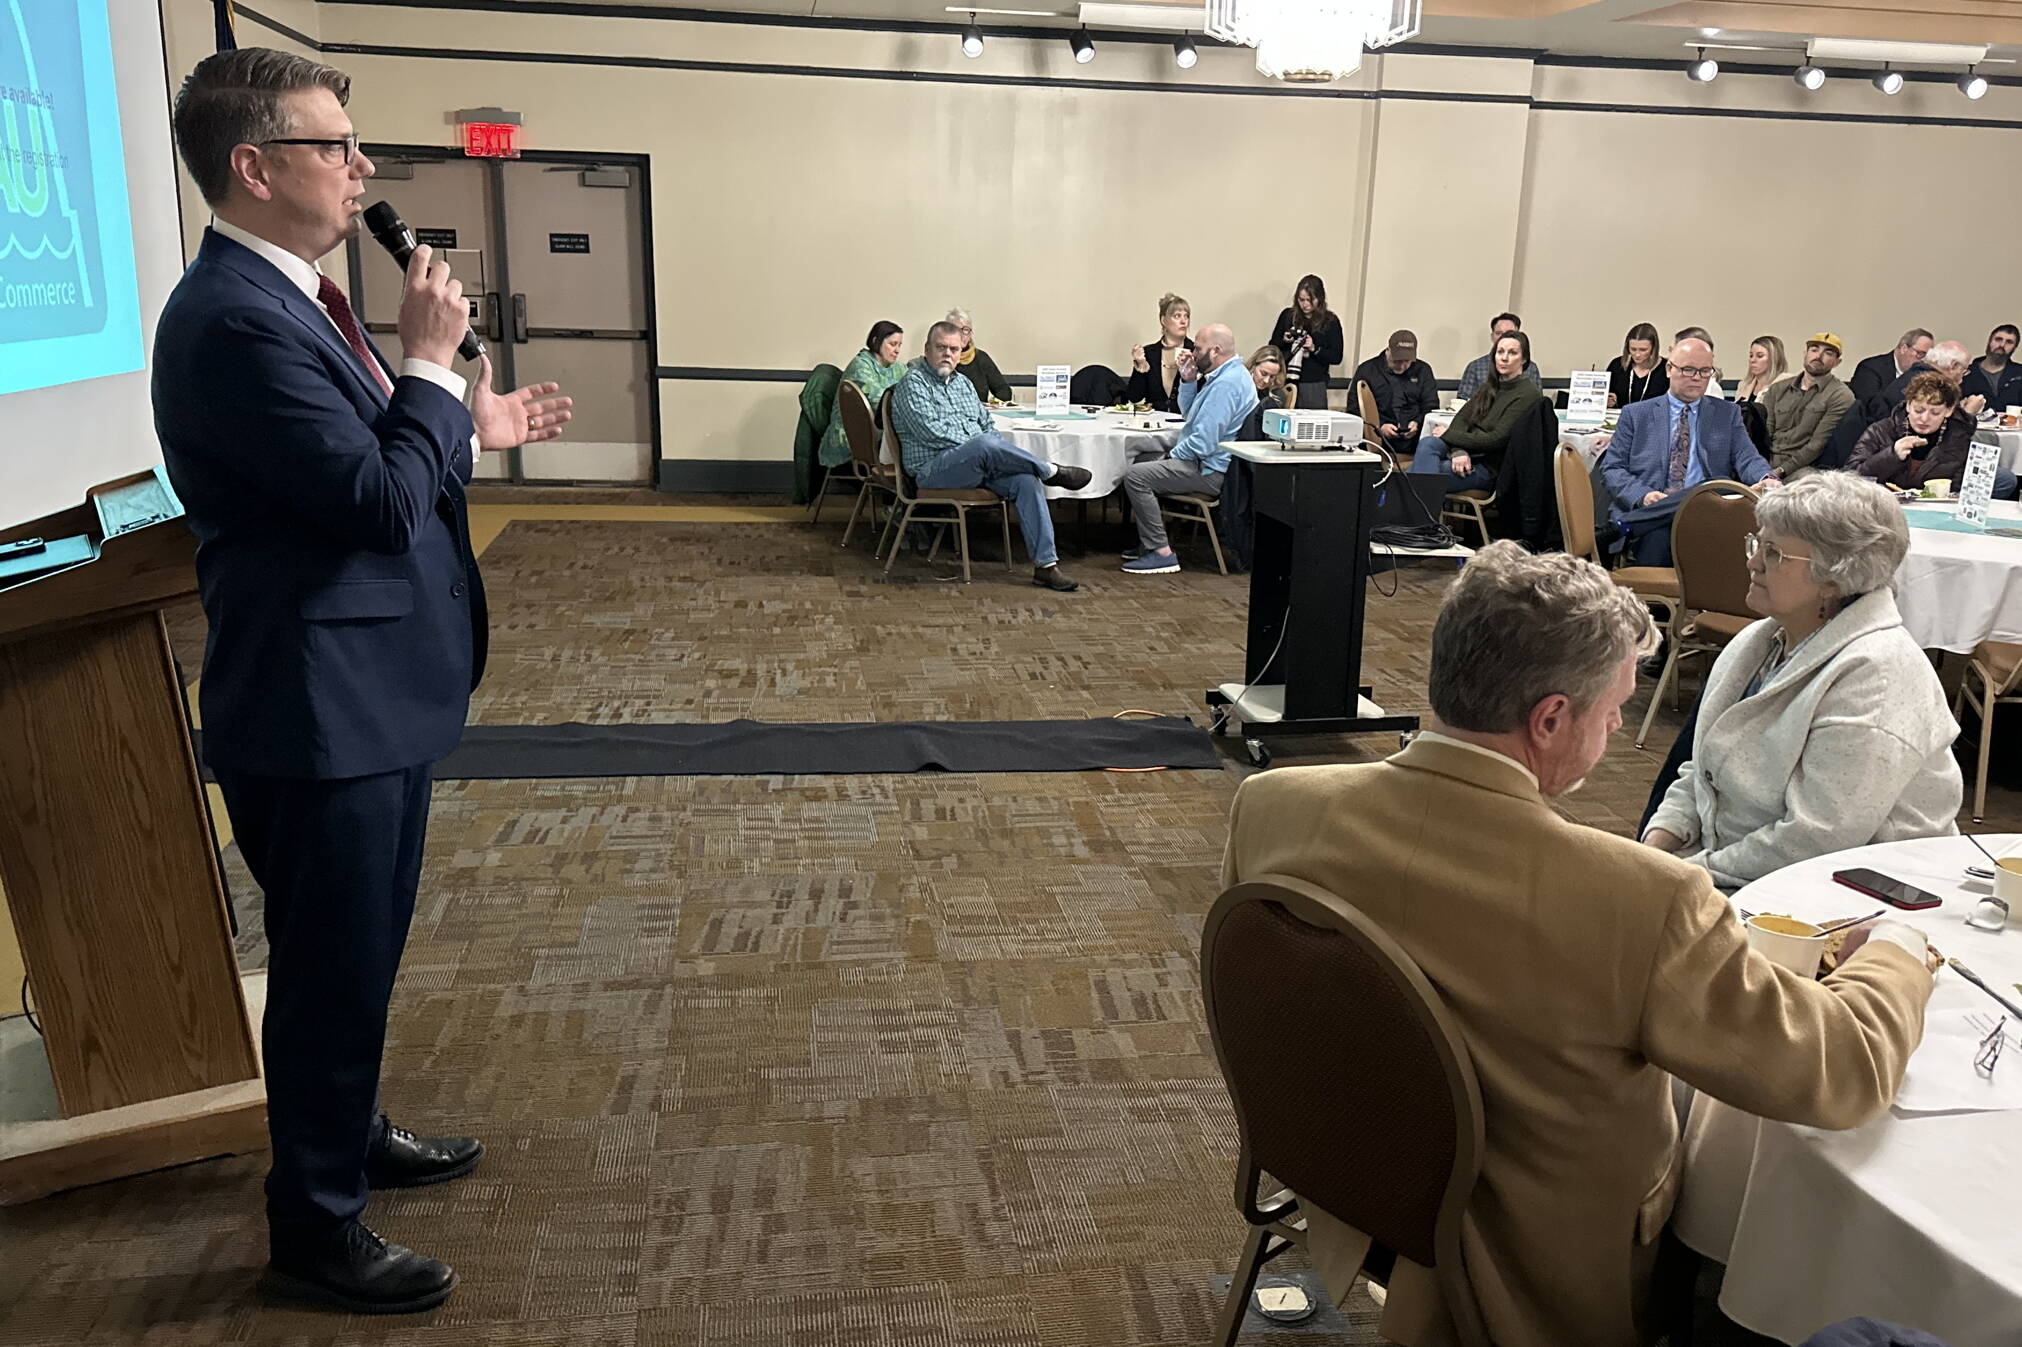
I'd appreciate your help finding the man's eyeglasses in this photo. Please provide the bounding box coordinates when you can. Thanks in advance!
[1667,362,1716,379]
[1743,533,1812,568]
[262,134,360,164]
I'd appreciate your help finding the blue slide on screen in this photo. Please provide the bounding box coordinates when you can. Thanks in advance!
[0,0,141,398]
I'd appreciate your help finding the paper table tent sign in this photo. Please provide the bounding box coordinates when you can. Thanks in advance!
[1565,370,1609,430]
[1036,365,1070,412]
[1956,441,2000,528]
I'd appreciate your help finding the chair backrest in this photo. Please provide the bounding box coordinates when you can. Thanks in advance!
[1356,380,1380,428]
[1282,382,1297,411]
[879,388,917,500]
[1201,875,1489,1346]
[1071,364,1125,406]
[1554,445,1600,563]
[1671,479,1760,617]
[838,381,880,472]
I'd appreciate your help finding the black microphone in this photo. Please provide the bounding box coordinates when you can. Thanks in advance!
[362,200,484,363]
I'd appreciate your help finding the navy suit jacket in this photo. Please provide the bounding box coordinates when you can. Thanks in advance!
[154,229,485,779]
[1600,394,1771,524]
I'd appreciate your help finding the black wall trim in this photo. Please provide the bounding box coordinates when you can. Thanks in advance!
[653,366,1594,394]
[235,2,322,48]
[1532,98,2022,132]
[1534,50,2022,90]
[657,457,795,494]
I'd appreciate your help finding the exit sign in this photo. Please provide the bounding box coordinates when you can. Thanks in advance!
[463,121,520,158]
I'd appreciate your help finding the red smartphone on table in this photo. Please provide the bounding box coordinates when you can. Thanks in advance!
[1832,868,1942,910]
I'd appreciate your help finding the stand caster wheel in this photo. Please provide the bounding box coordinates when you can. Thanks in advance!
[1400,732,1414,749]
[1210,715,1230,737]
[1245,739,1271,769]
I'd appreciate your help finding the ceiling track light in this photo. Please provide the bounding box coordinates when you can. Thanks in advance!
[1959,66,1989,100]
[1686,47,1718,83]
[1173,33,1198,69]
[1873,64,1904,95]
[1070,26,1095,63]
[960,12,983,58]
[1793,63,1825,91]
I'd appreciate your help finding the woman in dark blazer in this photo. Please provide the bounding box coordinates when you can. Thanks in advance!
[1271,274,1344,411]
[1123,292,1194,410]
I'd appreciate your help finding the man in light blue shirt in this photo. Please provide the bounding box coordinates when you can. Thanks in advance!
[889,320,1092,592]
[1120,323,1257,575]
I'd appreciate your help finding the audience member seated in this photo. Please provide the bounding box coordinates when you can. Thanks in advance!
[1965,323,2017,406]
[1672,327,1727,399]
[1850,372,2021,499]
[1413,330,1543,495]
[1600,337,1776,566]
[1271,274,1344,412]
[1239,345,1286,439]
[1848,327,1934,405]
[943,308,1014,405]
[818,320,906,469]
[1119,324,1258,575]
[1607,322,1669,408]
[1221,540,1937,1347]
[1869,340,1982,421]
[889,320,1091,592]
[1644,473,1963,888]
[1734,335,1788,404]
[1352,329,1438,460]
[1763,333,1856,478]
[1457,310,1542,399]
[1124,292,1193,412]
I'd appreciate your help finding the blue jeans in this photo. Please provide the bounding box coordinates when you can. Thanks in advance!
[1996,468,2019,501]
[1411,435,1497,493]
[918,433,1058,567]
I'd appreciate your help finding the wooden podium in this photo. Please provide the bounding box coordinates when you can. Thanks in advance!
[0,469,266,1204]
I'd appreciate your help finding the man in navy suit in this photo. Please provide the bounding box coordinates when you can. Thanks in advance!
[1600,337,1777,566]
[155,50,571,1313]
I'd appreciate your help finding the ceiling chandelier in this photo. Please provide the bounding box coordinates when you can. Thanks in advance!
[1205,0,1422,83]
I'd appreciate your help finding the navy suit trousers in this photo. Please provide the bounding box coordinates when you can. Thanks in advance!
[218,765,433,1248]
[1626,513,1676,567]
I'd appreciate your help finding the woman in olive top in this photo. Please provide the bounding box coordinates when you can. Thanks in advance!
[1271,274,1344,411]
[1124,293,1194,410]
[1606,322,1669,408]
[945,308,1014,404]
[1410,330,1544,494]
[818,320,907,467]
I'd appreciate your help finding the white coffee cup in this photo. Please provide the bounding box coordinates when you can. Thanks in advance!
[1745,913,1826,978]
[1994,856,2022,923]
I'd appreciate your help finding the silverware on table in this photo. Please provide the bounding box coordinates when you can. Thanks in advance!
[1948,958,2022,1022]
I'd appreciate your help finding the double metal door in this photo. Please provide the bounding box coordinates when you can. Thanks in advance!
[348,151,654,484]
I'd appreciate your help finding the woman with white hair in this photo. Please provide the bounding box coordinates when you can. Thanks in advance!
[1643,473,1961,887]
[943,308,1014,405]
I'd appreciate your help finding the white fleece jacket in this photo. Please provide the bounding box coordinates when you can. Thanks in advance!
[1647,587,1962,889]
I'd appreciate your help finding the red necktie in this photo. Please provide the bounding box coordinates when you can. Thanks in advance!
[316,275,395,398]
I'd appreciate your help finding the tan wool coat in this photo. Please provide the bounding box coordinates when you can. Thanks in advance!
[1219,738,1933,1347]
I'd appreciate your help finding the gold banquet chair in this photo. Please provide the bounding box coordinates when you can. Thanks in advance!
[834,381,897,550]
[1555,444,1682,655]
[1200,876,1491,1347]
[1954,641,2022,824]
[877,390,1016,584]
[1635,479,1760,750]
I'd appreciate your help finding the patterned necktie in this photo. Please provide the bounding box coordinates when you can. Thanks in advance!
[1667,402,1691,491]
[316,275,395,398]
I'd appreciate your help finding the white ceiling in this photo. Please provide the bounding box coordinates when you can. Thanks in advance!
[468,0,2015,63]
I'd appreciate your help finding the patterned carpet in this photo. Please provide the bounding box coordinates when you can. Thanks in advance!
[10,505,2015,1347]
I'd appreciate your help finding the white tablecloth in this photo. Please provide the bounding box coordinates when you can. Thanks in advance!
[1894,500,2022,653]
[1972,426,2022,475]
[1674,834,2022,1346]
[989,409,1180,501]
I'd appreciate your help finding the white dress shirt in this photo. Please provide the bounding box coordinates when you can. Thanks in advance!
[1412,730,1540,790]
[211,218,478,469]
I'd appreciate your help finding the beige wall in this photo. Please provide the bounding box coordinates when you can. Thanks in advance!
[157,2,2022,467]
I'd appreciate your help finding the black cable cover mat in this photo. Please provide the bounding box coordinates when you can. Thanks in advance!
[195,718,1221,779]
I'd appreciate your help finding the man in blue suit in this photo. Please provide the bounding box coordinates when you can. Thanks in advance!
[155,50,571,1313]
[1600,337,1777,566]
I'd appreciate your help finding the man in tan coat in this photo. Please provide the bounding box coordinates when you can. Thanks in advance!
[1221,542,1936,1347]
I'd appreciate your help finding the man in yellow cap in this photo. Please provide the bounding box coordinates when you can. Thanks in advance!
[1761,333,1856,478]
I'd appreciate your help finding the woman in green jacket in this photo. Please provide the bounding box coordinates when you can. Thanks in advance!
[1411,329,1543,494]
[818,321,907,467]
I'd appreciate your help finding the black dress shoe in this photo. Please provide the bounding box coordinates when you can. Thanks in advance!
[366,1121,483,1189]
[265,1221,456,1314]
[1045,464,1093,491]
[1032,564,1079,592]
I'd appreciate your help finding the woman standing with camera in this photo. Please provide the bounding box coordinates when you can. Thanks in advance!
[1272,274,1343,411]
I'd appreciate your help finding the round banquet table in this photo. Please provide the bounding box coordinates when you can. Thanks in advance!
[1894,500,2022,653]
[987,408,1181,501]
[1971,425,2022,476]
[1673,833,2022,1346]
